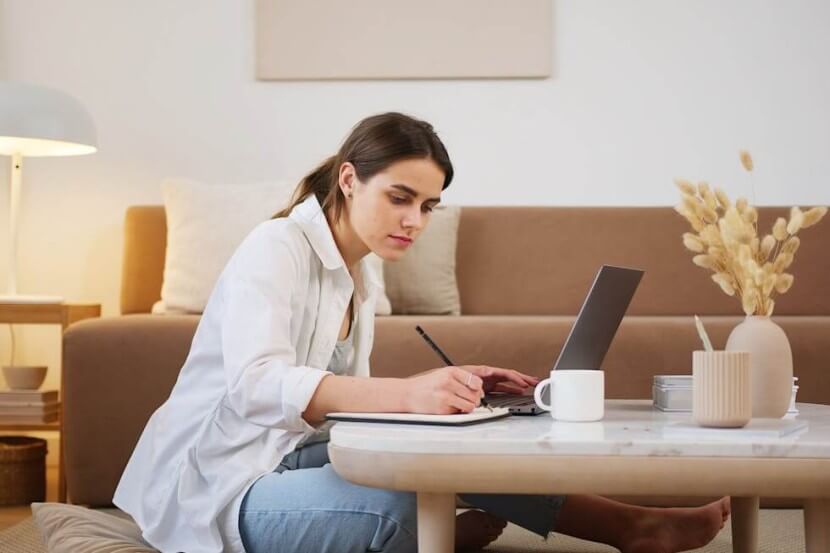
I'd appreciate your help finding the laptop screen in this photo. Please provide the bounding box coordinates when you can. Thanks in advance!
[552,265,644,371]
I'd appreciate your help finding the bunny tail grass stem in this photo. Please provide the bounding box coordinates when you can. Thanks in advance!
[694,315,714,352]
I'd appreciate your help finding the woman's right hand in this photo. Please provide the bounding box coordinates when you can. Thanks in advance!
[402,366,484,414]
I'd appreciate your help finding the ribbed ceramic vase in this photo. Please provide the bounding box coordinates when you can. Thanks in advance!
[725,315,793,418]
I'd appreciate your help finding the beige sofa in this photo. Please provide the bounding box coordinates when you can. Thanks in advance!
[63,205,830,511]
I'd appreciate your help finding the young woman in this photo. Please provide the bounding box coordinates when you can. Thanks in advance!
[115,112,730,553]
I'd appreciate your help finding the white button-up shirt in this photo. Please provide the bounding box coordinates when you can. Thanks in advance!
[113,194,381,553]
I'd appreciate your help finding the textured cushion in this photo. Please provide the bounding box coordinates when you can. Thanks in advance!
[155,178,294,314]
[31,503,157,553]
[383,205,461,315]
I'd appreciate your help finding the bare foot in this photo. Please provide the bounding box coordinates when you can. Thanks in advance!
[455,510,507,552]
[619,497,731,553]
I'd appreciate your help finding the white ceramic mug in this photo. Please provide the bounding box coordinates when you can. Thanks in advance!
[533,369,605,421]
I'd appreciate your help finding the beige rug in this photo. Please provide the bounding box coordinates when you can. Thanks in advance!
[0,517,44,553]
[0,509,806,552]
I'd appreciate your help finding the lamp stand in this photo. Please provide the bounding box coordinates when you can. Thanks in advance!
[0,153,63,304]
[8,152,21,296]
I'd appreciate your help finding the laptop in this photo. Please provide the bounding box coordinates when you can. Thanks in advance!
[485,264,644,415]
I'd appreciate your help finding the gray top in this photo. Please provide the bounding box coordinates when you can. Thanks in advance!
[296,307,356,448]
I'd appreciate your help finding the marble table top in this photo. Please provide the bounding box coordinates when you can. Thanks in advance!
[329,400,830,459]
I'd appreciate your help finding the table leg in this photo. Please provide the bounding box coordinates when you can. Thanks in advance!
[417,492,455,553]
[730,496,759,553]
[804,498,829,553]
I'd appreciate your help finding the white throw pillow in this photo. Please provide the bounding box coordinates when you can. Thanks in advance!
[31,503,158,553]
[154,178,295,314]
[155,179,393,315]
[383,205,462,315]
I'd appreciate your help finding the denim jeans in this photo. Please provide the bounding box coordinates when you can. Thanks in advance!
[238,441,565,553]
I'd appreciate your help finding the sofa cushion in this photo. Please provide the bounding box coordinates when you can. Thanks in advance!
[31,503,156,552]
[454,207,830,316]
[383,205,461,315]
[123,205,830,317]
[155,178,294,313]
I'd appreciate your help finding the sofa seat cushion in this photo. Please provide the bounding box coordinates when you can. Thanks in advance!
[63,313,829,507]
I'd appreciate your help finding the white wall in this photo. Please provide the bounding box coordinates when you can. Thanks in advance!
[0,0,828,397]
[0,5,6,79]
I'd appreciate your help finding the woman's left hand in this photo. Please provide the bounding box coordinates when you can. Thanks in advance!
[456,365,540,395]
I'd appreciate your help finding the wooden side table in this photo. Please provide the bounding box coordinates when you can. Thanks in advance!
[0,301,101,502]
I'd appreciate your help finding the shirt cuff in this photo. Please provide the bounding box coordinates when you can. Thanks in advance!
[281,367,332,433]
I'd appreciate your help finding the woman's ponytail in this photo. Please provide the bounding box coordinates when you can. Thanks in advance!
[272,155,338,219]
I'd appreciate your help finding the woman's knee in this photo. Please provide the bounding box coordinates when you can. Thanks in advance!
[321,487,417,552]
[365,494,418,552]
[369,488,418,539]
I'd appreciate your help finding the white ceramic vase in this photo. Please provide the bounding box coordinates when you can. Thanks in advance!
[725,315,793,418]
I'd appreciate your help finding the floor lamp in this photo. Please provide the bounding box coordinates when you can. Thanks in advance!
[0,81,97,302]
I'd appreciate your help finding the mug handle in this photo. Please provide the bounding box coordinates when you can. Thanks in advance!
[533,378,553,411]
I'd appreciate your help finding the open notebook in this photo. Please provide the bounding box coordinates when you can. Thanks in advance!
[326,407,510,426]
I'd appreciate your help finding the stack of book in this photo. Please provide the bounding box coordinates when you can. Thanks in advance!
[0,389,60,425]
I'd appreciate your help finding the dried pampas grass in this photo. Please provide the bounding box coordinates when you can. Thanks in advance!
[675,151,827,316]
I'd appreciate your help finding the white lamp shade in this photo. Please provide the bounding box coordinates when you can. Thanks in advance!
[0,81,97,157]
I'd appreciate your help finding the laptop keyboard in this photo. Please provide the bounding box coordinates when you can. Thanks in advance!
[485,395,535,407]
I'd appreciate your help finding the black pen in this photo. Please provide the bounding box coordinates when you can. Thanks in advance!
[415,325,493,411]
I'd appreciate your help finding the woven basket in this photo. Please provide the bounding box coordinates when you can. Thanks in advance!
[0,436,47,505]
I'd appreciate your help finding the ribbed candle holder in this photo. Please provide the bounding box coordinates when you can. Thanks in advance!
[693,350,751,428]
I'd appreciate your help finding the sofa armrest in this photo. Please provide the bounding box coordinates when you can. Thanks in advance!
[63,314,199,506]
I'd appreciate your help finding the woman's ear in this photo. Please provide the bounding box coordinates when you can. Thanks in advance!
[338,162,357,198]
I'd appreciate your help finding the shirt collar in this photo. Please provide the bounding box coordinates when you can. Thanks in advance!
[288,194,343,270]
[288,194,384,295]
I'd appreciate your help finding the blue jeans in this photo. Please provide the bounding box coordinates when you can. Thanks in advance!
[238,441,565,553]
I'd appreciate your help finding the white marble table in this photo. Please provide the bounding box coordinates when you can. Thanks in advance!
[329,399,830,553]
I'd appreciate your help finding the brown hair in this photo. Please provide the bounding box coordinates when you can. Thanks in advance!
[272,112,453,221]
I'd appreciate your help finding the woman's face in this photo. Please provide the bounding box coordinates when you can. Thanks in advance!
[341,158,445,261]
